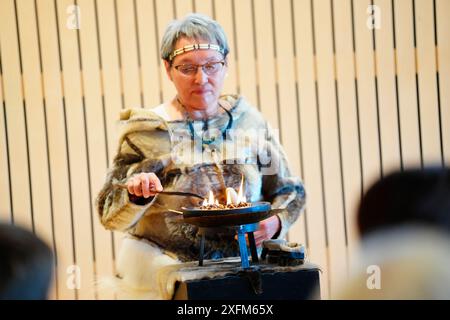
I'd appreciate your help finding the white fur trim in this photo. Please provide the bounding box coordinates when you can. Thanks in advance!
[98,237,180,300]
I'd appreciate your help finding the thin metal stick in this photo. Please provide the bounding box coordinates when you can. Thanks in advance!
[113,183,204,200]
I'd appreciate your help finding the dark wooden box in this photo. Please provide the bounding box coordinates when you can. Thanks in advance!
[173,267,320,300]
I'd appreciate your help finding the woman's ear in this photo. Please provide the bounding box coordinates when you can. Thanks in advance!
[163,60,173,81]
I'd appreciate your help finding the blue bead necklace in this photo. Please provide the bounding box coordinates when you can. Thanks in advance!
[177,97,234,150]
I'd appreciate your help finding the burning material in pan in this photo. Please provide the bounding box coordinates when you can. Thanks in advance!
[198,175,251,210]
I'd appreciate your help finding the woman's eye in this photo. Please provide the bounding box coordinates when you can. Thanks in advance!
[181,65,196,74]
[204,64,216,71]
[205,63,220,73]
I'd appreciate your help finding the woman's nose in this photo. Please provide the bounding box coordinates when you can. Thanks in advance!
[194,67,208,84]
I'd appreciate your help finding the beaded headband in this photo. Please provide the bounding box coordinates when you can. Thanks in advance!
[168,43,225,61]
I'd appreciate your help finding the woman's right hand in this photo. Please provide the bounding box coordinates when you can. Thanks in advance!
[127,172,163,198]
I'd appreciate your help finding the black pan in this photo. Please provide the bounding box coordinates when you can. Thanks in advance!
[181,202,281,227]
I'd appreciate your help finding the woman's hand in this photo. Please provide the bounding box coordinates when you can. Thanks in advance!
[127,172,163,198]
[253,215,281,247]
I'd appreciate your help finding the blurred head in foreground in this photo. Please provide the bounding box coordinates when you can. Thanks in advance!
[334,167,450,300]
[358,167,450,237]
[0,222,53,300]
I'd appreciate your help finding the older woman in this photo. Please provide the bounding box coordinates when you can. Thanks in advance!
[96,13,305,298]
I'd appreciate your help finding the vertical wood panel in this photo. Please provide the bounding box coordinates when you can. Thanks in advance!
[155,0,176,102]
[77,0,115,299]
[194,0,213,17]
[96,0,124,266]
[314,0,347,298]
[116,0,141,109]
[0,0,33,230]
[415,0,441,166]
[214,0,238,95]
[394,0,421,168]
[137,0,163,107]
[253,0,279,130]
[293,0,329,299]
[56,0,96,299]
[233,0,257,106]
[272,0,301,177]
[16,0,53,255]
[0,50,12,223]
[272,0,305,215]
[254,0,308,255]
[96,0,122,165]
[332,0,362,268]
[353,0,382,189]
[436,0,450,165]
[15,0,56,299]
[175,0,194,18]
[36,0,75,300]
[374,0,402,173]
[253,0,310,256]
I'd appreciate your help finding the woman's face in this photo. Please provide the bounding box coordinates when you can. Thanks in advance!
[164,37,227,111]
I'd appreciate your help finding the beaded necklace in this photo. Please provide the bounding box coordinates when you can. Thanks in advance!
[176,97,233,151]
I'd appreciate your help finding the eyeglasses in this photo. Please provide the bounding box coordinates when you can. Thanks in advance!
[173,61,225,76]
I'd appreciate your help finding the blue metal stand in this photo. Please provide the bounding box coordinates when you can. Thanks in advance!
[198,223,260,268]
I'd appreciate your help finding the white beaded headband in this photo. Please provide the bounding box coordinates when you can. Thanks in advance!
[168,43,225,61]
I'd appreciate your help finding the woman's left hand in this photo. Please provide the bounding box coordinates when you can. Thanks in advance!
[253,215,281,247]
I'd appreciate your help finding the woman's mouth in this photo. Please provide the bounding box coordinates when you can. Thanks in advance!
[192,89,210,95]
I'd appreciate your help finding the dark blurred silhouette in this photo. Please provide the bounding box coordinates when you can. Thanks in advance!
[0,222,53,300]
[333,167,450,299]
[358,167,450,237]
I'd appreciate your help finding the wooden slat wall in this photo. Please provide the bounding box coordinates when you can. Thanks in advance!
[253,0,279,129]
[0,0,449,300]
[155,0,176,102]
[293,0,329,298]
[234,0,258,107]
[0,0,33,233]
[436,0,450,164]
[52,0,95,299]
[353,0,383,192]
[175,0,193,19]
[374,0,402,174]
[36,0,74,300]
[415,0,442,166]
[313,0,347,299]
[0,4,12,225]
[137,0,162,107]
[214,0,238,95]
[77,0,115,300]
[332,0,362,272]
[116,0,142,109]
[394,0,422,169]
[95,0,123,270]
[15,0,57,300]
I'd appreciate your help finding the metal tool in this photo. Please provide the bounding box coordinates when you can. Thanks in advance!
[113,183,204,200]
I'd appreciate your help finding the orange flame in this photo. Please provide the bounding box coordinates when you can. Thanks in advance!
[203,175,247,206]
[236,175,247,204]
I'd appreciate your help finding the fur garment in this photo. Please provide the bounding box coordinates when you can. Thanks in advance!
[95,95,306,297]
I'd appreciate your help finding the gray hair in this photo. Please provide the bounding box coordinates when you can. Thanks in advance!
[160,13,229,63]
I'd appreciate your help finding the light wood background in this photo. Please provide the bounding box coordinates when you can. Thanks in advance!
[1,0,449,299]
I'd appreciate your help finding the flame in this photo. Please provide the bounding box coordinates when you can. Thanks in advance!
[208,190,214,204]
[202,176,247,206]
[226,188,232,205]
[236,175,246,204]
[203,190,215,206]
